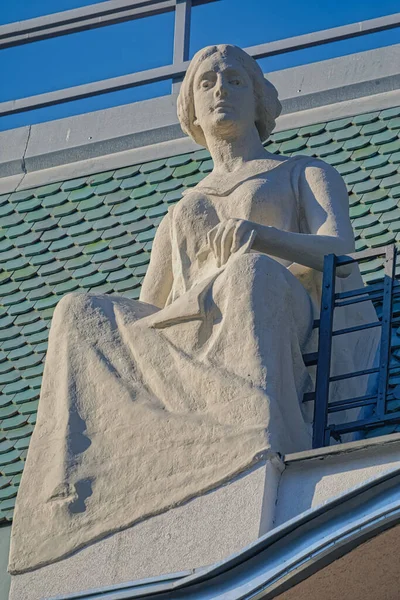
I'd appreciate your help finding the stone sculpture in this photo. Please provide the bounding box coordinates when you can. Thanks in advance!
[9,44,379,574]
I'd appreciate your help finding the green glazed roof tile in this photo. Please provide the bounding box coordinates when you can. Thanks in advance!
[87,171,114,185]
[343,169,371,185]
[2,213,24,227]
[69,187,94,202]
[326,117,353,131]
[9,190,34,203]
[363,154,388,170]
[353,111,379,125]
[370,197,397,214]
[8,301,34,317]
[113,165,140,180]
[60,177,86,192]
[333,156,357,172]
[80,272,108,288]
[41,228,66,243]
[388,117,400,131]
[73,231,102,246]
[381,173,400,189]
[130,183,157,200]
[390,186,400,199]
[91,249,117,264]
[146,167,173,184]
[389,151,400,164]
[117,242,143,258]
[381,107,400,120]
[372,164,398,179]
[353,179,380,195]
[94,180,120,196]
[332,125,361,142]
[366,231,396,247]
[173,161,199,177]
[140,160,166,174]
[166,153,192,167]
[361,121,387,136]
[24,208,50,223]
[352,145,380,161]
[371,130,399,146]
[280,138,307,153]
[120,174,147,191]
[378,140,400,155]
[14,197,41,213]
[363,223,388,238]
[104,190,130,205]
[41,192,69,209]
[198,159,213,173]
[33,217,59,233]
[85,205,111,222]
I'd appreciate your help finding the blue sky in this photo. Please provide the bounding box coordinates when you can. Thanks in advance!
[0,0,399,131]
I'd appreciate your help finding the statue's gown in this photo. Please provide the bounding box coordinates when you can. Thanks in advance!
[9,156,379,573]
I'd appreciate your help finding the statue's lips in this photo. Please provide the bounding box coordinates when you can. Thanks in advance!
[214,102,234,111]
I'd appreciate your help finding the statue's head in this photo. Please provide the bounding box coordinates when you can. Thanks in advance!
[177,44,281,149]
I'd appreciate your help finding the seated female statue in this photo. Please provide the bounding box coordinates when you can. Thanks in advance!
[9,44,379,573]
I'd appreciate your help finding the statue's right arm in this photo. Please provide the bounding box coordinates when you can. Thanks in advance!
[139,212,173,308]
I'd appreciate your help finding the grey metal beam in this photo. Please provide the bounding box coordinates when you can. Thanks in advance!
[172,0,192,93]
[0,12,399,118]
[246,12,400,59]
[0,63,189,117]
[0,0,175,50]
[0,0,216,50]
[173,0,191,63]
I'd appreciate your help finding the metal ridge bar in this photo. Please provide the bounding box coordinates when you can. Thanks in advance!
[332,410,400,435]
[0,0,176,50]
[0,12,399,117]
[246,12,400,60]
[0,62,190,117]
[336,245,390,265]
[332,320,382,337]
[0,0,216,50]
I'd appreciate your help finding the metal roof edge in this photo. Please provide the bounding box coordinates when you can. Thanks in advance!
[0,44,398,191]
[284,431,400,464]
[50,465,400,599]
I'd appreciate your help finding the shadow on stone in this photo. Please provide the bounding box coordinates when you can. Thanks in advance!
[69,479,93,514]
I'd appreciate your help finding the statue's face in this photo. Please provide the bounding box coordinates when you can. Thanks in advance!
[192,51,256,140]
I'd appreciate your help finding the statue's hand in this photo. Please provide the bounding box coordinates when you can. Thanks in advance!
[207,218,256,268]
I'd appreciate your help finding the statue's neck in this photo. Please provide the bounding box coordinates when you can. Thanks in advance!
[204,127,267,173]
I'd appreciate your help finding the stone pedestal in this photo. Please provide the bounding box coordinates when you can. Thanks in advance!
[9,457,283,600]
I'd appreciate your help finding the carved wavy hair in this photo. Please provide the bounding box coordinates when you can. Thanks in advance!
[177,44,282,149]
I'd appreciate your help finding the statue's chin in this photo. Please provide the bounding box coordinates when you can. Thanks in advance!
[207,114,244,139]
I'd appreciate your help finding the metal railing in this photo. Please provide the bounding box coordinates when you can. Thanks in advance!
[0,1,399,118]
[308,244,400,448]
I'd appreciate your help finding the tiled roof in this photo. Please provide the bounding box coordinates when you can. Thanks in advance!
[0,105,400,522]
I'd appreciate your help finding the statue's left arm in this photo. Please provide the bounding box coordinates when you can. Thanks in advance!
[252,159,355,276]
[139,212,173,307]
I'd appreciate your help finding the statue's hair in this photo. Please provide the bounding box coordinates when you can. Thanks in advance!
[177,44,282,149]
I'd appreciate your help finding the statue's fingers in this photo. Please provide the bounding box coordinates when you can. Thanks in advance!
[221,224,235,265]
[211,223,224,266]
[231,221,245,253]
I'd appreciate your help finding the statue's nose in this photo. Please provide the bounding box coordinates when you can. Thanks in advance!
[215,78,228,99]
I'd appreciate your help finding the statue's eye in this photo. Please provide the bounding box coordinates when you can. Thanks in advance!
[231,79,241,86]
[201,80,212,89]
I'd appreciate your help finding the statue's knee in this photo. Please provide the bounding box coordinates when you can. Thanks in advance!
[226,252,286,284]
[52,292,95,327]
